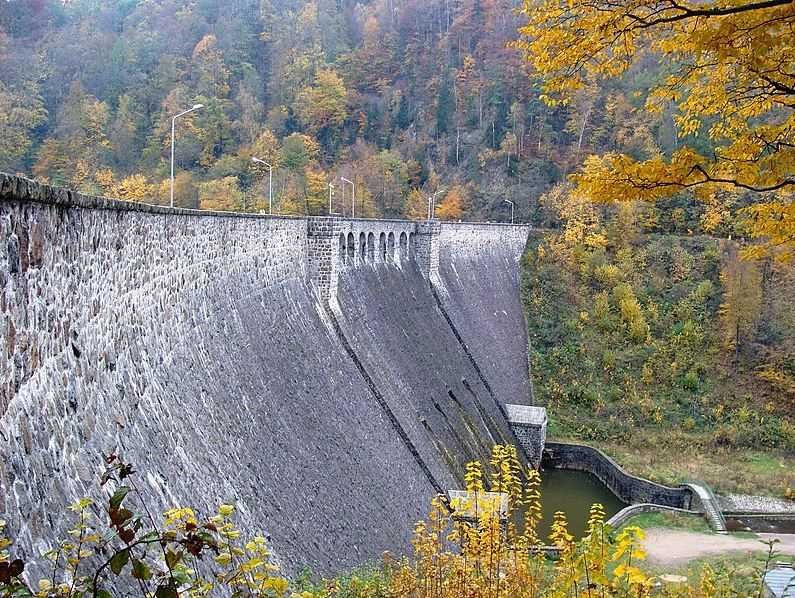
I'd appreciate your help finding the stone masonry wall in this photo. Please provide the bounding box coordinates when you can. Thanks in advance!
[435,223,534,407]
[0,175,436,576]
[0,173,534,576]
[543,442,690,508]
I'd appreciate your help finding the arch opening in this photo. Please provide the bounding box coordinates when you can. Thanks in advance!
[359,232,366,262]
[399,232,408,262]
[379,232,387,262]
[387,232,396,263]
[367,232,375,263]
[338,233,346,265]
[347,232,355,261]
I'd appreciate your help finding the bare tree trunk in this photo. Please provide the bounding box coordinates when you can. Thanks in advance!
[478,89,483,129]
[576,104,593,163]
[456,126,460,166]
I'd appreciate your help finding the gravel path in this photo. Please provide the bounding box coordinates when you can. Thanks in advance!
[643,529,795,566]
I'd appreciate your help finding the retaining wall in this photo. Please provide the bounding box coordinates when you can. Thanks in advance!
[543,442,691,508]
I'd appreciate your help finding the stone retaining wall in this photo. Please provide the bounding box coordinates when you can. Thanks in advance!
[543,442,691,508]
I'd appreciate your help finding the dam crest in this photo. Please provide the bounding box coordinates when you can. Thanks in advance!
[0,173,533,575]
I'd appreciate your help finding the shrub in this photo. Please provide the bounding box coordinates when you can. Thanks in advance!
[0,449,759,597]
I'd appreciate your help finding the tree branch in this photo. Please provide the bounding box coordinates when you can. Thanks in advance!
[626,0,792,29]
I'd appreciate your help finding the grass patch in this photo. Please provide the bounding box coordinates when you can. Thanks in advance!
[621,511,711,533]
[552,426,795,497]
[642,552,771,594]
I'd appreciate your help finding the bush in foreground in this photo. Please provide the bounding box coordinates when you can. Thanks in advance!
[0,447,774,597]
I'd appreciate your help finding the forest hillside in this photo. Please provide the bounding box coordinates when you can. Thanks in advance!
[1,0,682,222]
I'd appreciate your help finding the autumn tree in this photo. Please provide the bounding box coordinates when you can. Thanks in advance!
[296,69,348,156]
[279,133,320,172]
[516,0,795,257]
[435,186,467,221]
[198,176,244,212]
[112,174,155,202]
[720,248,763,360]
[404,188,428,220]
[33,82,110,191]
[305,167,328,216]
[0,81,46,170]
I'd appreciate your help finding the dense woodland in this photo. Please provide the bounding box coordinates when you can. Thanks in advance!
[523,192,795,495]
[0,0,695,223]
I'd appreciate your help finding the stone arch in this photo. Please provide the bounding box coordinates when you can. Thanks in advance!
[399,232,408,261]
[367,232,375,262]
[387,232,396,262]
[359,232,366,262]
[347,232,355,261]
[338,233,346,265]
[379,232,387,262]
[408,232,414,259]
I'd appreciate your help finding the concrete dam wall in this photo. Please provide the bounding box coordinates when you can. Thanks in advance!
[0,173,532,575]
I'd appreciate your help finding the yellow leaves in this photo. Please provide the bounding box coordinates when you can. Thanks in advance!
[435,187,466,221]
[214,553,232,567]
[295,69,348,135]
[517,0,795,255]
[612,525,646,560]
[112,174,155,202]
[464,461,484,492]
[741,197,795,261]
[262,576,289,594]
[719,249,763,352]
[163,507,197,527]
[68,498,93,513]
[218,504,235,518]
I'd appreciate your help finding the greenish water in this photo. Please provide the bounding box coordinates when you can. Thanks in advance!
[535,469,626,540]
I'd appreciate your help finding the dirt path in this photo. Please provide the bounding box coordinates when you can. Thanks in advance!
[643,529,795,566]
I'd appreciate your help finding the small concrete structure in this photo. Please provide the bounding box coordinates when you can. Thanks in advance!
[764,565,795,597]
[505,404,547,468]
[448,490,509,522]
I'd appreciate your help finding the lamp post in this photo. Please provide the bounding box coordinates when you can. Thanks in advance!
[251,157,273,214]
[170,103,203,208]
[504,199,514,224]
[340,177,355,218]
[428,189,445,221]
[328,183,334,215]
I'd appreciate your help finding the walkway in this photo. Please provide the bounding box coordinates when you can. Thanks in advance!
[683,482,728,533]
[643,529,795,567]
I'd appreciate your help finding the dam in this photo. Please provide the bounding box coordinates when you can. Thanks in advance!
[0,173,532,575]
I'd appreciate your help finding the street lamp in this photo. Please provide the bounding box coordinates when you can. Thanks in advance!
[340,177,355,218]
[170,103,203,208]
[504,199,515,224]
[428,189,445,221]
[328,183,335,215]
[251,157,273,214]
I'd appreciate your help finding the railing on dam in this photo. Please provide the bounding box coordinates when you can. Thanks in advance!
[0,172,531,301]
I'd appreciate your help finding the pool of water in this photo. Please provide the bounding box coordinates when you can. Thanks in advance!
[535,469,627,540]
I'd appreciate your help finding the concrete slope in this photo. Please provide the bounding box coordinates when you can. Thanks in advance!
[0,180,434,576]
[333,260,515,486]
[436,224,533,406]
